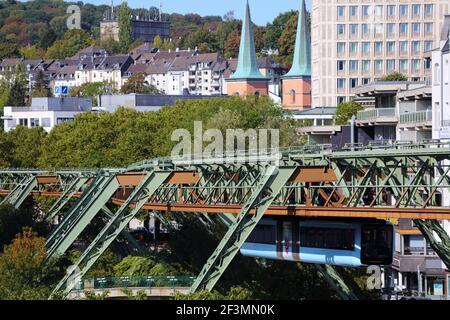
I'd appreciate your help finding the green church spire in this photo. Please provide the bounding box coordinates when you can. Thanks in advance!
[230,0,266,80]
[284,0,311,78]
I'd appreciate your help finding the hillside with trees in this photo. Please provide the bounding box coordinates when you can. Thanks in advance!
[0,1,305,67]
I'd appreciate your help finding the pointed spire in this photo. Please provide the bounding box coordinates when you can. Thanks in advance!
[285,0,311,78]
[230,0,266,80]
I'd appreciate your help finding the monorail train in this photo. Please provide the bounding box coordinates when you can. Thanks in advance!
[241,218,394,267]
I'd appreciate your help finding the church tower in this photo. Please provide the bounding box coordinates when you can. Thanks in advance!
[282,0,312,110]
[226,0,269,97]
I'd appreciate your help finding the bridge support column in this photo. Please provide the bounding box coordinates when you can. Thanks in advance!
[414,219,450,270]
[315,265,358,300]
[0,176,37,209]
[50,170,171,297]
[190,165,296,293]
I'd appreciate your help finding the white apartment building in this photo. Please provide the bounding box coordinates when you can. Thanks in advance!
[311,0,449,107]
[1,98,92,133]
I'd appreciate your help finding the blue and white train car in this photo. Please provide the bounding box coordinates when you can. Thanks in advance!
[241,218,394,267]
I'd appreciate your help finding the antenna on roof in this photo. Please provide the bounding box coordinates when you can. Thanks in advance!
[110,0,114,20]
[159,2,163,22]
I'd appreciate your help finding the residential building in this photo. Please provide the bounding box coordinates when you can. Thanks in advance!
[294,107,341,144]
[311,0,449,107]
[282,0,312,110]
[74,55,134,90]
[225,0,269,97]
[432,15,450,140]
[1,97,92,133]
[387,219,450,299]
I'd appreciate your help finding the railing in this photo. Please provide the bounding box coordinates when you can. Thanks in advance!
[357,108,397,122]
[75,276,196,290]
[400,110,432,125]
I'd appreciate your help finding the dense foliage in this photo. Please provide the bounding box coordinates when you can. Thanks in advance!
[0,96,303,168]
[334,101,364,126]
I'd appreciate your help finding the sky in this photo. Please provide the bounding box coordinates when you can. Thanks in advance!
[83,0,312,26]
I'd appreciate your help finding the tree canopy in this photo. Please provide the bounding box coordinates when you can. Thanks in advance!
[334,101,363,125]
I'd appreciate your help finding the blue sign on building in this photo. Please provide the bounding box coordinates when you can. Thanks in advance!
[62,86,68,95]
[54,86,60,94]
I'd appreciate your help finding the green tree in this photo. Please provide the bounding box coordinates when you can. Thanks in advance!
[4,126,46,168]
[278,13,298,58]
[0,43,20,59]
[118,2,133,52]
[153,35,163,48]
[121,73,160,94]
[264,11,297,50]
[20,45,45,60]
[380,71,408,82]
[45,29,94,59]
[334,101,363,125]
[32,70,50,98]
[69,81,117,105]
[7,63,27,107]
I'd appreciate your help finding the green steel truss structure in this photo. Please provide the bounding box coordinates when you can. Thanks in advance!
[1,142,450,297]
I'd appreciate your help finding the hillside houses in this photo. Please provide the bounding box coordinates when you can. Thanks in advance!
[0,45,285,97]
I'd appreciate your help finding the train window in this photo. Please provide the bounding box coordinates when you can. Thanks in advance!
[300,227,355,251]
[247,225,276,244]
[361,224,393,265]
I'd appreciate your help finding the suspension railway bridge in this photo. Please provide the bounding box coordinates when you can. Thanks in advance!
[1,142,450,299]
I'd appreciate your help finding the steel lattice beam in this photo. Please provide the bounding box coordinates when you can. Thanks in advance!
[190,166,296,292]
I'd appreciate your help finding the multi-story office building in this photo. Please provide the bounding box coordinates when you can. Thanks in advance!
[311,0,449,107]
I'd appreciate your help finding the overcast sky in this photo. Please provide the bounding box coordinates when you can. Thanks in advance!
[83,0,311,26]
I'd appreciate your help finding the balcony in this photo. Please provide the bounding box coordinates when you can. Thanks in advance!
[298,125,342,135]
[399,110,432,128]
[356,108,397,125]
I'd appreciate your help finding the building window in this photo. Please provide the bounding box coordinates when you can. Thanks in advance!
[337,96,346,105]
[399,41,408,54]
[337,6,345,18]
[337,24,346,36]
[375,60,383,72]
[362,5,371,17]
[386,23,395,35]
[350,24,358,36]
[337,60,346,72]
[337,42,346,54]
[403,235,424,256]
[399,5,408,17]
[349,6,358,17]
[434,63,441,85]
[337,78,345,89]
[387,5,396,17]
[362,60,370,72]
[362,78,371,85]
[386,60,395,73]
[350,78,358,88]
[362,42,370,54]
[374,42,383,54]
[412,23,420,35]
[412,41,420,54]
[41,118,51,127]
[424,22,433,34]
[349,60,358,72]
[412,59,421,71]
[350,42,358,54]
[374,24,383,35]
[374,5,382,17]
[412,4,421,17]
[290,89,296,103]
[399,60,408,72]
[387,42,395,54]
[362,24,370,36]
[424,4,433,17]
[18,118,28,127]
[399,23,408,35]
[30,118,40,128]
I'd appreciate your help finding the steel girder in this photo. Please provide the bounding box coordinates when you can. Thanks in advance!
[50,170,170,296]
[190,165,296,293]
[46,172,121,258]
[45,177,90,222]
[315,265,358,300]
[0,176,37,208]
